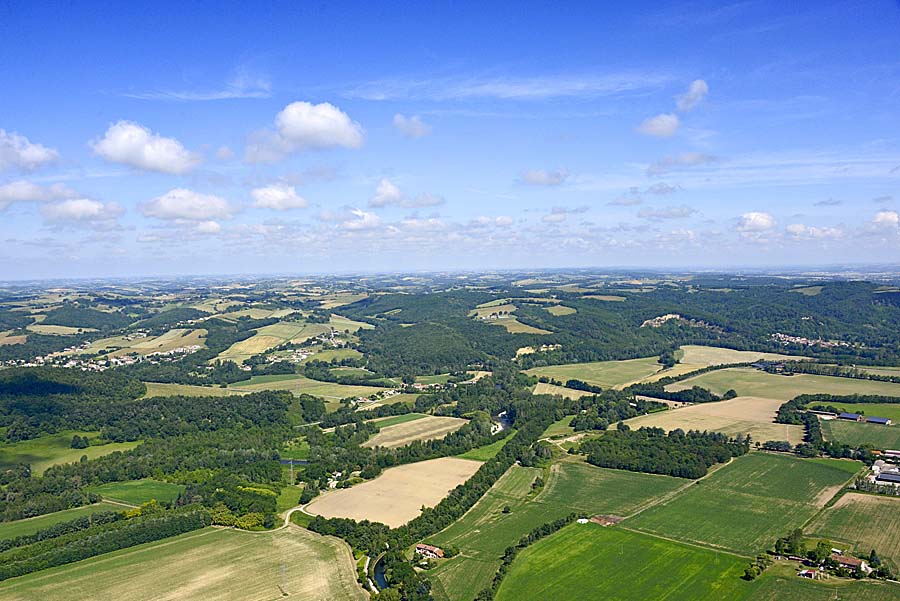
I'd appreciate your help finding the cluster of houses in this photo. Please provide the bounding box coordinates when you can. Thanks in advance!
[770,332,851,348]
[868,453,900,486]
[809,410,893,426]
[1,343,202,371]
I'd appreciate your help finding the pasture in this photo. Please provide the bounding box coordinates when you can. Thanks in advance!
[628,453,859,554]
[469,303,517,318]
[666,368,900,399]
[0,526,366,601]
[0,432,140,476]
[621,396,805,444]
[0,502,123,541]
[677,345,800,367]
[525,356,663,390]
[806,492,900,571]
[142,382,246,398]
[0,331,26,346]
[820,419,900,448]
[494,525,751,601]
[25,324,89,335]
[455,432,515,461]
[304,457,481,527]
[229,374,389,405]
[87,479,185,505]
[531,382,592,399]
[363,415,467,448]
[428,461,685,600]
[488,317,552,335]
[544,305,576,316]
[369,412,428,428]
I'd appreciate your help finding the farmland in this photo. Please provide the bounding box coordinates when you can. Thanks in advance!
[26,324,92,335]
[525,356,664,389]
[0,502,123,540]
[677,345,800,367]
[621,396,805,444]
[363,415,469,448]
[666,368,900,399]
[0,526,365,601]
[304,457,481,527]
[806,492,900,571]
[228,373,389,405]
[531,382,592,399]
[428,461,685,600]
[820,419,900,448]
[87,479,185,505]
[808,402,900,422]
[142,382,247,398]
[628,453,860,554]
[544,305,576,316]
[69,328,208,358]
[0,432,140,476]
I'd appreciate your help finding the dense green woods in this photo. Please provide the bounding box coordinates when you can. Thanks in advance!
[42,304,132,331]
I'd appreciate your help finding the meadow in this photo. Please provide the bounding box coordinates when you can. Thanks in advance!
[627,453,860,554]
[530,382,592,399]
[0,502,123,540]
[805,492,900,571]
[228,374,388,405]
[488,317,552,335]
[428,461,685,601]
[666,368,900,399]
[544,305,576,316]
[363,416,468,449]
[0,526,365,601]
[368,412,428,428]
[455,432,515,461]
[86,479,185,505]
[621,396,805,444]
[142,382,247,398]
[820,419,900,449]
[525,356,664,389]
[304,457,482,527]
[0,432,140,476]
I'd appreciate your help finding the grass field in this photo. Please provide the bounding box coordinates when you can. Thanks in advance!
[229,374,388,404]
[582,294,626,301]
[368,413,428,428]
[531,382,593,399]
[0,502,123,541]
[820,419,900,449]
[456,432,515,461]
[667,368,900,399]
[628,453,860,554]
[428,461,685,600]
[0,526,365,601]
[300,348,363,363]
[363,416,467,448]
[305,457,481,527]
[495,524,751,601]
[541,415,577,438]
[0,432,140,476]
[806,492,900,571]
[525,356,663,389]
[142,382,246,398]
[808,402,900,422]
[0,331,26,345]
[487,317,552,335]
[621,396,805,444]
[677,345,800,367]
[87,479,185,505]
[544,305,576,316]
[469,304,518,318]
[26,324,91,335]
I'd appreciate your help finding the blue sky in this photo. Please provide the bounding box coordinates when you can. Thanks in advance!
[1,0,899,279]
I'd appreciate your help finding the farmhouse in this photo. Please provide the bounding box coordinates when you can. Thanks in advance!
[830,554,871,573]
[415,544,444,559]
[866,416,892,425]
[838,412,864,422]
[876,471,900,485]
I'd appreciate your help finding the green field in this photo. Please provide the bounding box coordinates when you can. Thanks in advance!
[496,525,898,601]
[142,382,246,398]
[667,368,900,400]
[809,402,900,422]
[495,525,751,601]
[821,419,900,449]
[87,479,185,505]
[0,502,123,541]
[628,453,859,554]
[428,461,685,600]
[455,432,515,461]
[300,348,363,363]
[0,526,366,601]
[525,356,663,389]
[229,374,389,406]
[805,492,900,571]
[0,432,140,476]
[541,415,576,438]
[369,413,428,428]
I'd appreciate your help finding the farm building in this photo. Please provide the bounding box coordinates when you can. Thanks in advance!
[876,471,900,485]
[415,544,444,559]
[866,416,892,425]
[830,554,870,573]
[838,412,864,422]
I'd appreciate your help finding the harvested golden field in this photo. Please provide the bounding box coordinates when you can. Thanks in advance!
[621,396,805,444]
[26,324,94,335]
[0,331,26,345]
[532,382,593,399]
[217,334,283,363]
[305,457,481,527]
[490,318,551,335]
[582,294,626,301]
[469,303,517,318]
[363,415,468,448]
[545,305,576,316]
[677,345,800,367]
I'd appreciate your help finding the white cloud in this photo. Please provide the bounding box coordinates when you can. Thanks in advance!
[676,79,709,112]
[521,169,568,186]
[871,210,899,229]
[638,205,696,220]
[193,220,222,234]
[91,121,200,174]
[251,183,308,210]
[368,178,445,208]
[472,215,514,227]
[637,113,680,137]
[246,101,364,162]
[786,223,844,239]
[41,198,123,224]
[342,208,381,231]
[216,146,234,160]
[141,188,234,221]
[0,129,59,171]
[646,182,679,195]
[0,181,75,210]
[737,211,776,232]
[646,152,717,175]
[393,114,431,138]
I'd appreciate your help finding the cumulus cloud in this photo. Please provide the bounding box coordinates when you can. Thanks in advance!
[871,210,899,229]
[520,168,568,186]
[91,121,200,174]
[193,220,222,234]
[319,207,382,231]
[245,101,364,162]
[472,215,514,227]
[675,79,709,112]
[141,188,235,221]
[368,178,445,208]
[393,114,432,138]
[0,181,75,210]
[0,129,59,171]
[637,205,696,220]
[646,182,679,195]
[41,198,123,224]
[251,183,308,210]
[637,113,680,137]
[646,152,716,175]
[737,211,776,232]
[786,223,844,239]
